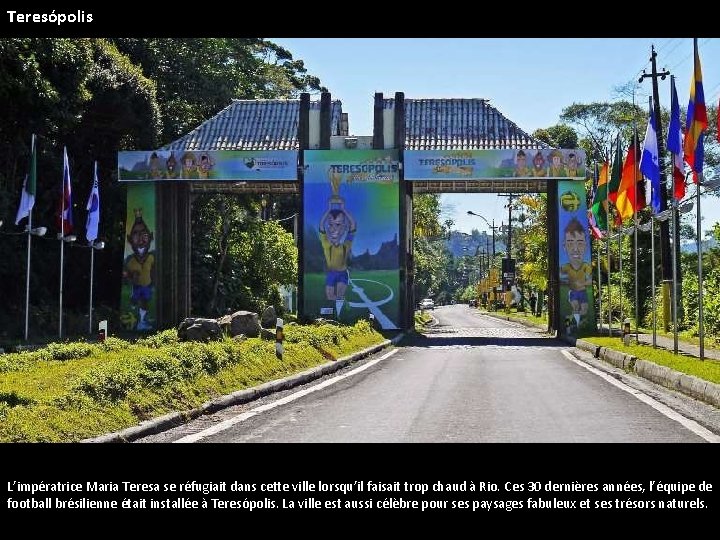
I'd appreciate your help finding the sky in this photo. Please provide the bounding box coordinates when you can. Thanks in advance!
[269,38,720,237]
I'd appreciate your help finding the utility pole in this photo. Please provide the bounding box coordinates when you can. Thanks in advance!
[639,45,672,331]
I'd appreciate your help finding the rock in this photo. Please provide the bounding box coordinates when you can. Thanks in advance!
[260,305,277,329]
[229,311,261,338]
[260,328,276,341]
[178,318,223,342]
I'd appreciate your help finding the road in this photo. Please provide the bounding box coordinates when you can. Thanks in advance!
[138,305,716,443]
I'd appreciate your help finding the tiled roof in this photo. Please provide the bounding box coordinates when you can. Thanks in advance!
[164,99,343,151]
[386,98,548,150]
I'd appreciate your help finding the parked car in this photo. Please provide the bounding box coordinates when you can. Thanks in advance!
[419,298,435,310]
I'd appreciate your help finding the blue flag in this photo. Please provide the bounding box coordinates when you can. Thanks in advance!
[640,104,661,214]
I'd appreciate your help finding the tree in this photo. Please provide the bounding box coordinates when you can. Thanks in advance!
[532,124,578,149]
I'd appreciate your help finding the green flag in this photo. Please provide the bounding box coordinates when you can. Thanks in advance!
[591,161,609,230]
[14,134,36,225]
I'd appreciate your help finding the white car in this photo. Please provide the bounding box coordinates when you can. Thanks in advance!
[420,298,435,310]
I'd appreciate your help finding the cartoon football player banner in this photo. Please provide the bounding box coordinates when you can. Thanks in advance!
[121,183,157,332]
[404,149,586,180]
[557,180,596,336]
[118,150,297,181]
[303,150,400,329]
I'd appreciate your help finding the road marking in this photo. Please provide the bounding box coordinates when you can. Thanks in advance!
[561,350,720,443]
[174,349,399,443]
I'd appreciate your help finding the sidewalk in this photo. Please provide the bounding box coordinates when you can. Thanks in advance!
[597,323,720,361]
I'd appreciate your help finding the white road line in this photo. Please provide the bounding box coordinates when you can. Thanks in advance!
[174,349,399,443]
[561,349,720,443]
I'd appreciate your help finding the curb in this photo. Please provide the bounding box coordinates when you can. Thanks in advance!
[481,311,551,333]
[570,337,720,409]
[83,334,403,443]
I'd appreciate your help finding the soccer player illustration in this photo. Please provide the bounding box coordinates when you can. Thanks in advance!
[123,208,156,331]
[319,169,356,318]
[559,217,592,333]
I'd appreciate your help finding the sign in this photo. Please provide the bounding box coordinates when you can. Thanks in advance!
[118,150,298,182]
[404,149,586,181]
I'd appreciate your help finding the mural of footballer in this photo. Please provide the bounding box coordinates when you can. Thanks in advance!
[559,217,592,332]
[123,208,156,330]
[319,170,356,317]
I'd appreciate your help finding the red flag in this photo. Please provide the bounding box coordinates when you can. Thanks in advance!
[615,136,642,221]
[56,147,74,235]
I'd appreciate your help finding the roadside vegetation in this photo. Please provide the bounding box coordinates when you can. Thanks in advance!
[0,321,384,442]
[585,336,720,385]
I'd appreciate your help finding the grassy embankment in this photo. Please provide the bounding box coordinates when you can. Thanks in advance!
[0,321,385,442]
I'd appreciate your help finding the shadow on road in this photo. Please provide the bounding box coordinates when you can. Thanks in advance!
[400,333,566,349]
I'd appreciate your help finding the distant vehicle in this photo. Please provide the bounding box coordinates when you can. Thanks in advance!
[419,298,435,310]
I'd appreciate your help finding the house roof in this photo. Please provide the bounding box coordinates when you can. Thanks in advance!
[163,99,343,151]
[387,98,548,150]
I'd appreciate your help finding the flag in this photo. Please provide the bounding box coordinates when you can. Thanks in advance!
[608,135,622,204]
[667,77,686,200]
[86,161,100,242]
[640,103,661,213]
[57,146,73,234]
[591,161,609,230]
[588,210,604,240]
[615,135,642,221]
[15,134,37,225]
[683,38,707,184]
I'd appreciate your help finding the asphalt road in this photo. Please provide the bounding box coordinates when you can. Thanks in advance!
[138,305,714,443]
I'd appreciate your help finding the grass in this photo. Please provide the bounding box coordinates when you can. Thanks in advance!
[635,325,720,352]
[414,310,433,331]
[585,336,720,385]
[0,321,385,442]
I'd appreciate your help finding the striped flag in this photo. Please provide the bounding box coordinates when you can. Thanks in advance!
[86,161,100,242]
[608,135,622,204]
[615,135,642,221]
[57,147,73,235]
[591,161,609,230]
[667,77,686,200]
[640,102,661,213]
[683,38,707,184]
[15,134,37,225]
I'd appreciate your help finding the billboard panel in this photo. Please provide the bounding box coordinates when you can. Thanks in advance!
[118,150,297,181]
[557,180,596,336]
[404,149,586,180]
[120,183,157,332]
[302,150,400,329]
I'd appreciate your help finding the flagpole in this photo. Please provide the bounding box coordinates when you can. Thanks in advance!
[25,204,32,341]
[24,134,35,342]
[697,177,704,360]
[633,96,639,343]
[651,215,656,347]
[59,147,66,340]
[88,160,97,335]
[607,208,612,337]
[671,195,678,354]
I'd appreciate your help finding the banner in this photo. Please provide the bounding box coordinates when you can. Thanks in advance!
[557,180,596,336]
[302,150,400,329]
[404,149,586,180]
[120,183,157,332]
[118,150,297,181]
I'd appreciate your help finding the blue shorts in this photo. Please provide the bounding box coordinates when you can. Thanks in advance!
[325,270,349,287]
[132,285,153,303]
[568,289,588,304]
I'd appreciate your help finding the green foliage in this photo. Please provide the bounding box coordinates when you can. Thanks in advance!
[0,321,383,441]
[532,124,578,149]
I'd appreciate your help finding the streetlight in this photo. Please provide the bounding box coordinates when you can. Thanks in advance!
[466,211,497,262]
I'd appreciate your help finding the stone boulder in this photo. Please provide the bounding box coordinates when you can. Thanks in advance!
[260,305,277,329]
[228,311,261,338]
[178,318,223,342]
